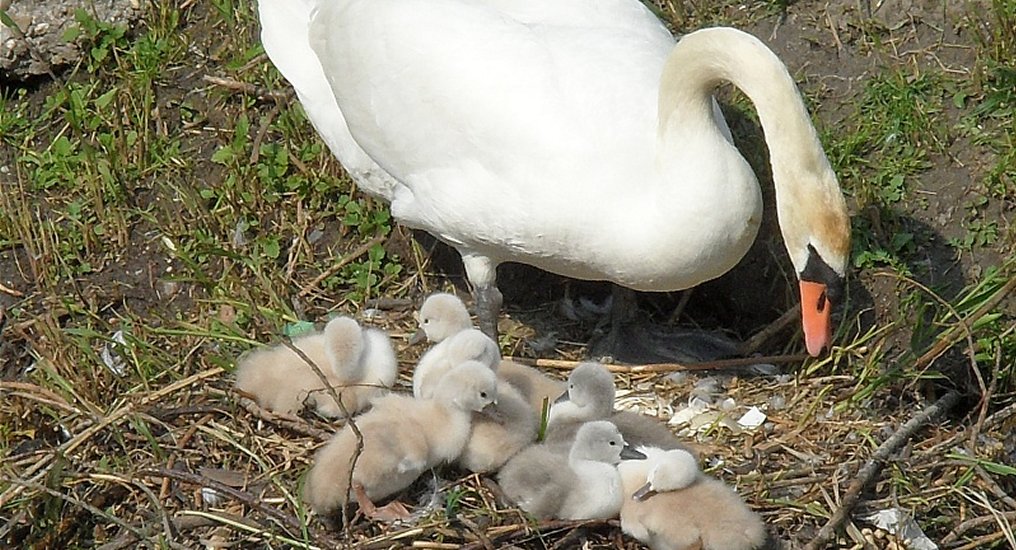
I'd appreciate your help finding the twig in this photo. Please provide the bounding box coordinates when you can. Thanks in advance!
[737,305,801,356]
[969,344,1003,451]
[297,233,388,298]
[202,75,290,101]
[0,282,23,297]
[876,272,987,433]
[920,399,1016,460]
[507,354,810,373]
[88,472,179,543]
[0,367,224,508]
[803,389,961,550]
[951,531,1010,550]
[457,515,495,550]
[974,464,1016,511]
[139,467,340,547]
[459,518,615,550]
[234,393,332,441]
[909,274,1016,371]
[278,339,364,533]
[0,476,147,539]
[944,511,1016,545]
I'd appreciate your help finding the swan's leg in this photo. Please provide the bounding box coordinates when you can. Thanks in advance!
[610,285,639,332]
[461,252,502,340]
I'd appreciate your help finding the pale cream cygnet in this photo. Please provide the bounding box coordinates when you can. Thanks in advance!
[234,316,397,417]
[618,447,770,550]
[304,360,497,515]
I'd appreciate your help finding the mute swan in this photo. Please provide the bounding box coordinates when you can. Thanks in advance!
[259,0,850,357]
[304,360,497,515]
[547,363,695,455]
[234,316,397,417]
[498,420,647,520]
[618,447,771,550]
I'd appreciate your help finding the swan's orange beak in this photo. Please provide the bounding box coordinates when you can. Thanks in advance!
[800,280,831,357]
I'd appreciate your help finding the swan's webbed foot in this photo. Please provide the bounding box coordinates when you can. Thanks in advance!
[590,285,741,365]
[353,483,412,522]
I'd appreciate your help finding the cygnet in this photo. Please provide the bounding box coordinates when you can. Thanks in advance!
[618,447,770,550]
[458,381,538,473]
[547,362,694,455]
[304,361,497,516]
[234,316,397,417]
[498,420,646,520]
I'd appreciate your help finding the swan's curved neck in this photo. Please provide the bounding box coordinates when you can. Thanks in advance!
[659,28,827,181]
[657,27,848,276]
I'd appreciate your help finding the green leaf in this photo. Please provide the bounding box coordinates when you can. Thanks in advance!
[0,8,16,30]
[210,144,234,165]
[61,25,82,42]
[95,88,117,110]
[283,320,315,338]
[953,92,967,109]
[262,237,280,259]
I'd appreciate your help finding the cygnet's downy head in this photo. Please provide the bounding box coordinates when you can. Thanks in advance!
[551,363,615,423]
[632,449,699,501]
[442,329,501,370]
[413,293,472,344]
[571,421,646,465]
[436,360,498,412]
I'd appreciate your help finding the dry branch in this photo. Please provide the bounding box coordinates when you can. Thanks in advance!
[234,393,332,441]
[139,467,340,547]
[508,353,810,373]
[804,389,961,550]
[459,518,615,550]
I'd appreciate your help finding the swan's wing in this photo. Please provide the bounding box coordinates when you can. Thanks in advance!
[258,0,397,199]
[308,0,675,239]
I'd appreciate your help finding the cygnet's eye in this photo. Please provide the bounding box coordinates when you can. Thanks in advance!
[480,391,488,399]
[609,440,617,446]
[423,319,430,325]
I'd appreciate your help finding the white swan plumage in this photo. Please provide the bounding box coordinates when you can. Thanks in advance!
[258,0,851,356]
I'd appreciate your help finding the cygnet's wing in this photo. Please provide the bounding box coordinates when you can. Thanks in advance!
[498,445,573,519]
[497,360,565,413]
[459,383,538,472]
[235,336,328,415]
[611,410,697,457]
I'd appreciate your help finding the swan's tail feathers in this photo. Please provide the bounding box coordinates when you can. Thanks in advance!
[256,0,399,201]
[257,0,322,99]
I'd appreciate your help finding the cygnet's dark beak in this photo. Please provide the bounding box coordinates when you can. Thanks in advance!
[478,401,505,421]
[632,482,657,501]
[553,390,570,405]
[620,444,647,461]
[408,329,427,346]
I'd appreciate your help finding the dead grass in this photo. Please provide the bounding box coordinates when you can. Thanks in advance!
[1,0,1014,549]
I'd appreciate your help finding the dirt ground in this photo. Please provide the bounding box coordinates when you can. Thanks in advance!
[0,0,1013,548]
